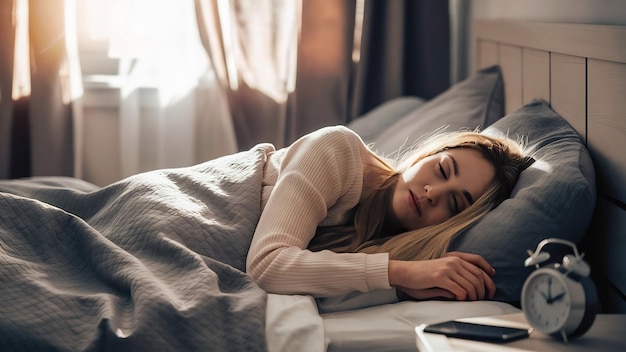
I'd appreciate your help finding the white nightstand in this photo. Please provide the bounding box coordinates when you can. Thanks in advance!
[417,313,626,352]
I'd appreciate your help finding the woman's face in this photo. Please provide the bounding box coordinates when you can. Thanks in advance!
[391,148,495,231]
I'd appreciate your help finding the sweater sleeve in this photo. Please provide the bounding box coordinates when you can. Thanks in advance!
[246,126,391,297]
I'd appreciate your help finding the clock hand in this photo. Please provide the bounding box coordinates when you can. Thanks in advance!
[548,292,566,304]
[547,277,553,300]
[541,291,549,301]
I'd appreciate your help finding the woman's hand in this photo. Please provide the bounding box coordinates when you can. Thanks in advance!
[389,252,496,301]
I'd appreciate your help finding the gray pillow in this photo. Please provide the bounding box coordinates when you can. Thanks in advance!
[449,100,596,304]
[347,97,425,144]
[371,65,504,156]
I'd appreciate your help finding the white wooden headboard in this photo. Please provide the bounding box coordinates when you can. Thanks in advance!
[473,19,626,313]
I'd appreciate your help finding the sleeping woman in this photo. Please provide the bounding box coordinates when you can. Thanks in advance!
[0,124,532,350]
[247,125,533,302]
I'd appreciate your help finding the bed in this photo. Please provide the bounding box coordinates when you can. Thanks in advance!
[1,19,625,352]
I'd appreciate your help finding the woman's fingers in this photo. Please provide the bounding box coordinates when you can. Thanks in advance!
[433,256,494,300]
[445,252,497,300]
[483,270,497,299]
[389,254,497,301]
[446,251,496,276]
[460,259,488,299]
[437,257,480,300]
[443,274,473,300]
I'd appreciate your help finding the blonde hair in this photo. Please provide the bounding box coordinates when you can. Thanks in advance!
[308,130,533,261]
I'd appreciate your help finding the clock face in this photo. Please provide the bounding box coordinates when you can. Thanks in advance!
[522,271,571,334]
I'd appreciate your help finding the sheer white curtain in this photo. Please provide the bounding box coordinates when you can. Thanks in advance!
[88,0,236,177]
[195,0,301,150]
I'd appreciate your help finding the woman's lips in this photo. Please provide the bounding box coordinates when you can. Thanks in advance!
[409,190,422,216]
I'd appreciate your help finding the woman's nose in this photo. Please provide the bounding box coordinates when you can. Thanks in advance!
[424,184,436,205]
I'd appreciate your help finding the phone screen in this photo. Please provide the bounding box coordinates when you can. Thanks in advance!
[423,320,531,342]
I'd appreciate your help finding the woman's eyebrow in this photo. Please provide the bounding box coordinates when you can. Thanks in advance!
[449,155,474,205]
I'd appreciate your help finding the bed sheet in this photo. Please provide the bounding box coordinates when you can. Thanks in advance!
[266,294,328,352]
[266,295,520,352]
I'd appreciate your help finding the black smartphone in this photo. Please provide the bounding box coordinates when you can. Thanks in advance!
[423,320,531,342]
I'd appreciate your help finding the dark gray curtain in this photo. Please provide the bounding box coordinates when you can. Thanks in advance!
[351,0,450,118]
[195,0,449,150]
[0,0,79,179]
[285,0,360,147]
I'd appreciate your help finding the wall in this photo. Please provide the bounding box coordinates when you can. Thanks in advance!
[461,0,626,77]
[472,0,626,25]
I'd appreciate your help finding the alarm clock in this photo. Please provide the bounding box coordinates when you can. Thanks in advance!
[521,238,600,343]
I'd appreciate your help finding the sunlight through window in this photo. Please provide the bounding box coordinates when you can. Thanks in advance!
[62,0,83,103]
[352,0,364,63]
[79,0,211,107]
[12,0,31,100]
[216,0,239,91]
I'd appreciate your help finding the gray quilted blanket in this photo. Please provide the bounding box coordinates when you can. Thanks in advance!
[0,144,274,352]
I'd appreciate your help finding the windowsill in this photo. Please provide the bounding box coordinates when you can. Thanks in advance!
[83,74,128,89]
[82,74,159,109]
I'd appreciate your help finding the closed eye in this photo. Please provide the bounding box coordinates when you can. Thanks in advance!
[437,163,447,180]
[451,195,460,215]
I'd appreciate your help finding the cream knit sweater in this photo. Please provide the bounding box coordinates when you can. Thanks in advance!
[246,126,392,297]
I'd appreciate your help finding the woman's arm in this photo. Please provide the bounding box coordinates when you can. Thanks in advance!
[246,126,391,297]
